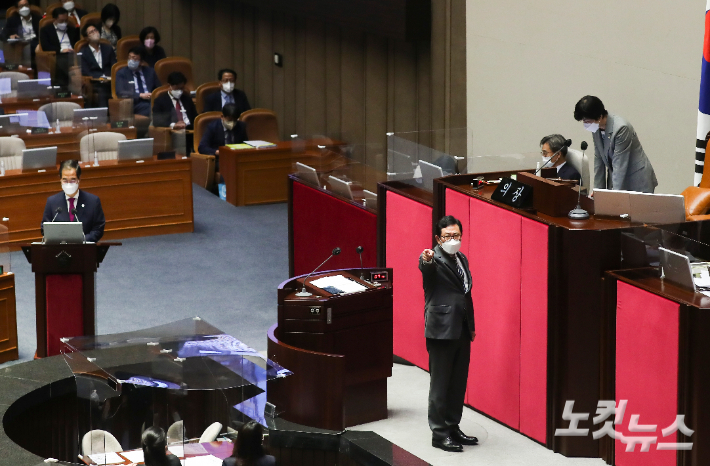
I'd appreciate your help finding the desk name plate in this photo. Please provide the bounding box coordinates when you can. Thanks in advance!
[490,177,533,208]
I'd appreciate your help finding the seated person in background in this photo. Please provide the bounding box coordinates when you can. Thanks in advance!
[1,0,41,57]
[139,26,167,68]
[80,23,116,107]
[62,1,87,27]
[198,103,248,171]
[142,427,180,466]
[115,46,160,116]
[39,7,79,87]
[222,421,275,466]
[153,71,198,130]
[41,160,105,243]
[99,3,121,50]
[539,133,581,182]
[203,68,251,115]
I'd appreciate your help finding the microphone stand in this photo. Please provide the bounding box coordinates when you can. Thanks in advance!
[356,246,365,279]
[568,141,590,220]
[296,247,341,297]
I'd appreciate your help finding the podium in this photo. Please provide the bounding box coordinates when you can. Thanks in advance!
[21,242,119,358]
[267,268,393,430]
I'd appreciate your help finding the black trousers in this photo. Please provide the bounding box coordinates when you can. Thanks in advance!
[426,328,471,440]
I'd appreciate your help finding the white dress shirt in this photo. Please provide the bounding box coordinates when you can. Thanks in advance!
[55,25,71,51]
[65,190,80,217]
[90,43,102,69]
[171,97,191,125]
[69,10,81,26]
[21,16,35,40]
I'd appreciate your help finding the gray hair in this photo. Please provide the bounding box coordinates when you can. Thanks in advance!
[539,134,568,156]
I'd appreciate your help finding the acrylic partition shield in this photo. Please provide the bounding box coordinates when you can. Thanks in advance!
[0,217,9,274]
[386,128,471,191]
[60,317,291,464]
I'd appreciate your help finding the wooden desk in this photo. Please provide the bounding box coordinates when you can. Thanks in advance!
[0,273,18,364]
[80,440,233,465]
[0,157,193,246]
[219,141,349,206]
[10,125,138,158]
[0,95,84,114]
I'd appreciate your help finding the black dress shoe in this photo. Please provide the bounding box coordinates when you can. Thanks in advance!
[432,437,463,452]
[451,428,478,445]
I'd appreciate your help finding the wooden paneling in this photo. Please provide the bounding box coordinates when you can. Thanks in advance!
[38,0,465,171]
[0,274,18,364]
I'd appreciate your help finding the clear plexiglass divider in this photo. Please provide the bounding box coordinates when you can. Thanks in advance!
[61,317,292,464]
[0,216,9,274]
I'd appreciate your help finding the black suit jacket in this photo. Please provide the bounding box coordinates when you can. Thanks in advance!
[41,190,106,243]
[198,119,248,155]
[39,23,79,53]
[557,162,581,183]
[203,89,251,115]
[419,244,475,339]
[80,43,116,77]
[0,12,41,41]
[152,92,198,129]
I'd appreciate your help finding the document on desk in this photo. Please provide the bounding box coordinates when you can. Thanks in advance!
[0,78,11,95]
[226,143,252,150]
[87,452,125,464]
[310,275,368,294]
[120,449,144,463]
[245,140,277,149]
[180,455,223,466]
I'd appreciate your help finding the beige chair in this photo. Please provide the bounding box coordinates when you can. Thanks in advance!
[199,422,222,443]
[79,131,127,162]
[116,35,140,62]
[38,102,82,127]
[239,108,280,143]
[167,420,185,445]
[81,430,122,456]
[565,148,590,190]
[154,57,195,92]
[0,137,27,171]
[191,111,221,190]
[0,71,30,96]
[196,81,221,114]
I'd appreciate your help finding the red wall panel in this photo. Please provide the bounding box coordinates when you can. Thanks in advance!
[46,274,83,357]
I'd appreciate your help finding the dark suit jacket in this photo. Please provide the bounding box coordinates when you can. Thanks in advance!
[0,12,41,41]
[152,92,198,129]
[419,244,475,339]
[115,65,160,102]
[222,455,276,466]
[198,119,248,155]
[80,43,116,78]
[41,190,106,243]
[203,89,251,115]
[142,45,167,68]
[557,162,581,182]
[39,22,79,53]
[68,8,88,21]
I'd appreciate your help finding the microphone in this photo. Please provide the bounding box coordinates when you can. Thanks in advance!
[295,247,342,297]
[356,246,364,279]
[71,208,80,222]
[568,141,590,220]
[51,207,63,222]
[535,139,571,175]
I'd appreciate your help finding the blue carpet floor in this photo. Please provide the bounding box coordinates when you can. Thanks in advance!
[2,186,289,366]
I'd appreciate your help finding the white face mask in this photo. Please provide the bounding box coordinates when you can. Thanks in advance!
[541,155,552,166]
[56,22,67,31]
[583,122,599,132]
[62,181,78,196]
[170,89,183,99]
[223,120,235,130]
[127,59,140,70]
[222,82,234,93]
[19,6,30,16]
[440,239,461,255]
[63,1,74,11]
[105,19,114,28]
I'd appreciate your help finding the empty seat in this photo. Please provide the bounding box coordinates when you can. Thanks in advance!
[79,131,127,162]
[81,429,122,456]
[39,102,82,127]
[199,422,223,443]
[0,137,27,171]
[239,108,279,143]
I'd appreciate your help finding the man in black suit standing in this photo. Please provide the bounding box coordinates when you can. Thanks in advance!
[539,134,581,182]
[419,215,478,452]
[0,0,41,65]
[39,7,79,87]
[197,103,248,171]
[41,160,105,243]
[202,68,251,115]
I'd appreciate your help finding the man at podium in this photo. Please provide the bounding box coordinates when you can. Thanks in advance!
[420,215,477,452]
[41,160,105,242]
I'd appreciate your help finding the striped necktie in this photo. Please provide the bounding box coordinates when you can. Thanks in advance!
[456,259,465,283]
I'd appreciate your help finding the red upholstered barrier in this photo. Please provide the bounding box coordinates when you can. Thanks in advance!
[466,197,521,430]
[519,217,549,443]
[445,188,471,257]
[386,191,432,369]
[292,181,377,277]
[616,281,679,466]
[46,274,84,357]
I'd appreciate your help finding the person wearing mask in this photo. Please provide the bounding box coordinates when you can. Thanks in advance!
[198,103,248,171]
[141,427,181,466]
[203,68,251,115]
[152,71,198,130]
[79,22,116,107]
[222,421,275,466]
[41,160,105,243]
[139,26,167,68]
[62,1,87,27]
[115,46,160,116]
[574,95,657,193]
[39,7,79,87]
[99,3,121,50]
[419,216,478,452]
[1,0,41,54]
[539,134,580,182]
